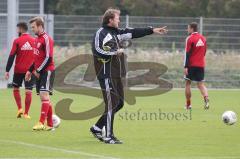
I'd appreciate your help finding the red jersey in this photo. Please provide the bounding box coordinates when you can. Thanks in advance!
[34,32,55,72]
[9,33,35,73]
[184,32,207,68]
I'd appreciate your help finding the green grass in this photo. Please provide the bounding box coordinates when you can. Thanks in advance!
[0,89,239,159]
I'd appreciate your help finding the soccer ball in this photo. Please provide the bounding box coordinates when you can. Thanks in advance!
[222,111,237,125]
[52,114,61,128]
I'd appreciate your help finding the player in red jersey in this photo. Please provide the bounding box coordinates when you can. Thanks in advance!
[5,22,35,119]
[184,22,209,110]
[25,17,55,131]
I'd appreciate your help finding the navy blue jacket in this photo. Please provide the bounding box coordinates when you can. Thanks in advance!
[92,25,153,79]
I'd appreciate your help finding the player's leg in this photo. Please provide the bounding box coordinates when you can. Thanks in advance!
[185,79,192,109]
[94,78,124,143]
[184,67,193,109]
[108,78,124,143]
[23,89,32,119]
[114,78,124,113]
[197,81,209,109]
[197,82,208,98]
[91,78,122,144]
[103,78,122,144]
[90,79,108,142]
[43,101,54,131]
[33,91,50,130]
[47,102,53,127]
[38,93,54,131]
[46,71,55,130]
[33,71,52,131]
[195,67,209,109]
[13,87,24,118]
[12,73,24,118]
[23,74,35,119]
[185,80,192,109]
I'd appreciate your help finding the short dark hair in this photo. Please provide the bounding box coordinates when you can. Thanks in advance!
[102,8,120,25]
[189,22,198,32]
[17,22,28,31]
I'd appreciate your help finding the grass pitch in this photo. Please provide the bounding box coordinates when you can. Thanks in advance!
[0,89,239,159]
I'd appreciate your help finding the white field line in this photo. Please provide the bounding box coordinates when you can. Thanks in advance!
[0,157,240,159]
[1,88,240,91]
[0,139,118,159]
[137,157,240,159]
[172,88,240,91]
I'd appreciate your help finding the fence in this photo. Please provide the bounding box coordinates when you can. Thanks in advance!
[0,0,44,87]
[0,13,240,88]
[53,15,240,51]
[0,0,43,14]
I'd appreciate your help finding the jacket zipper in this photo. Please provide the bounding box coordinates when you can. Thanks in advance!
[103,63,106,75]
[113,35,121,78]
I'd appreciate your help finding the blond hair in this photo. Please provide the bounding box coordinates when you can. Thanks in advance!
[29,16,44,28]
[102,8,120,25]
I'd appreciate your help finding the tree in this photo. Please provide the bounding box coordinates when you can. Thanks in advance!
[44,0,240,18]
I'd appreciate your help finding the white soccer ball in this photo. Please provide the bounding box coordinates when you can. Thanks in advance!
[222,111,237,125]
[52,114,61,128]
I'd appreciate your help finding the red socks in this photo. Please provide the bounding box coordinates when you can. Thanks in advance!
[39,100,53,127]
[13,89,22,110]
[13,89,32,114]
[186,99,191,106]
[47,103,53,127]
[25,91,32,115]
[204,96,209,102]
[39,100,50,124]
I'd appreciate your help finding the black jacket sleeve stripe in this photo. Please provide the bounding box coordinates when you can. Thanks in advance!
[94,28,117,56]
[118,27,153,40]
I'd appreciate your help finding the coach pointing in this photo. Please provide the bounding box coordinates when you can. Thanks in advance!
[90,8,167,144]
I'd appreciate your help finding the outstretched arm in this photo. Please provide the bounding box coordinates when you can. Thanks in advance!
[153,26,168,34]
[118,26,168,41]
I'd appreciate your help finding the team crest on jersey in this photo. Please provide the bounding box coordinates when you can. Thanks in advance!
[196,39,204,47]
[37,42,41,48]
[33,48,40,55]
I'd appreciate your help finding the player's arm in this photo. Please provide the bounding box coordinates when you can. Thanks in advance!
[184,37,194,74]
[28,63,35,72]
[25,63,35,81]
[204,40,207,56]
[5,39,17,80]
[36,36,53,73]
[118,26,167,40]
[184,37,195,68]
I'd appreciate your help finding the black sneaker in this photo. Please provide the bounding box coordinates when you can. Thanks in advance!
[104,136,123,144]
[185,105,192,110]
[112,135,123,143]
[90,126,104,142]
[204,98,210,110]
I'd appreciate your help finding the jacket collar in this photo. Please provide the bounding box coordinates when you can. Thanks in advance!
[191,32,198,35]
[38,31,45,37]
[21,33,29,36]
[102,24,118,31]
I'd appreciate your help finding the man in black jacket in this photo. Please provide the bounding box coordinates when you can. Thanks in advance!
[90,8,168,144]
